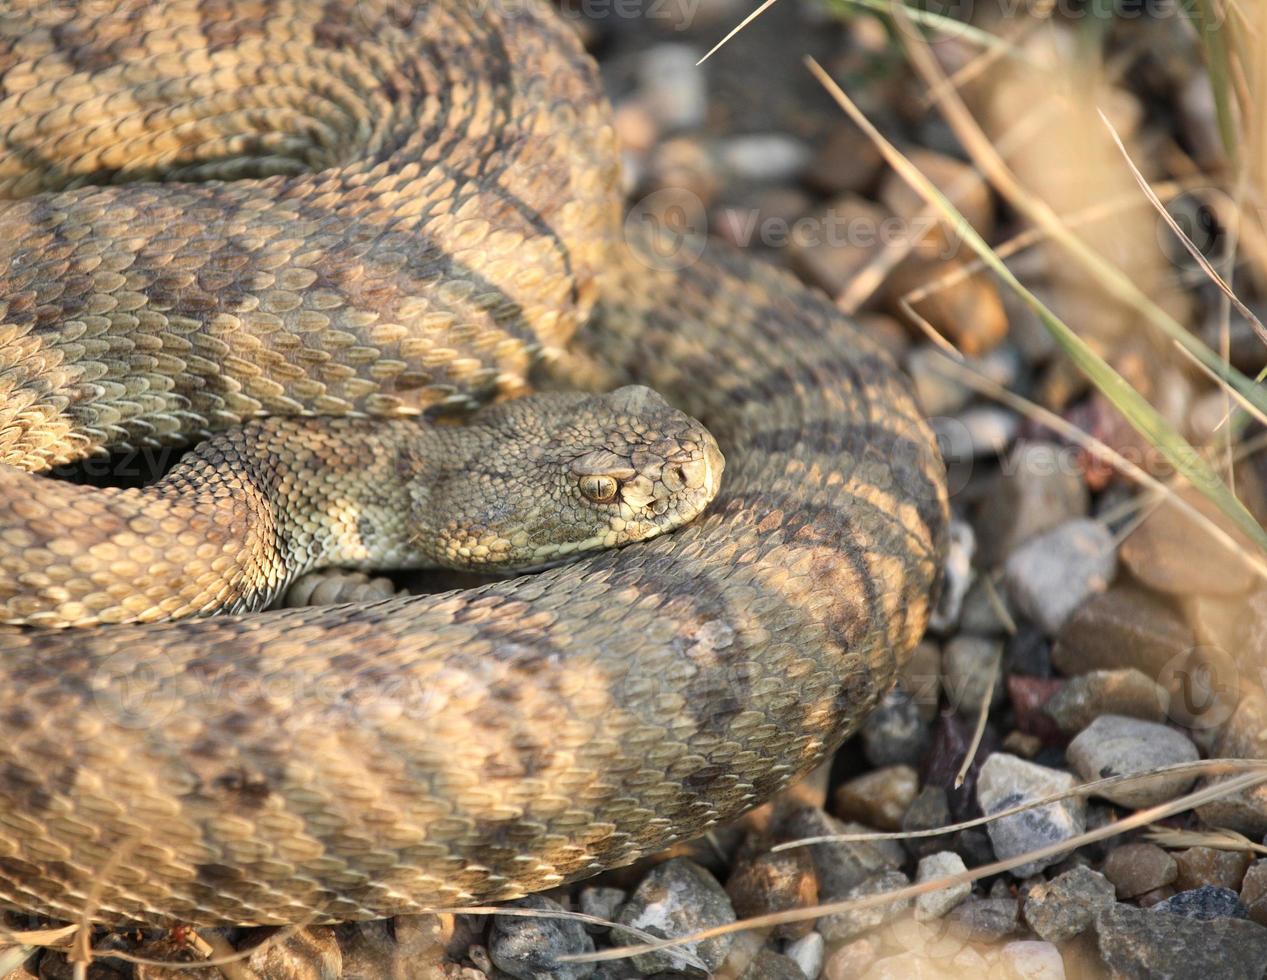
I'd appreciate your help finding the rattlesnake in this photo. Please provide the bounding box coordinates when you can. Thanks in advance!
[0,0,947,926]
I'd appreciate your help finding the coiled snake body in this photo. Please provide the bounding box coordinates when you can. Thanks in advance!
[0,0,947,926]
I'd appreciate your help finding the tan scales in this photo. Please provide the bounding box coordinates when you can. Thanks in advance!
[0,0,947,926]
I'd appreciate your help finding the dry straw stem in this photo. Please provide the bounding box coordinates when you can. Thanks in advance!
[561,764,1267,965]
[805,49,1267,565]
[1145,826,1267,856]
[955,642,999,789]
[1100,108,1267,347]
[98,928,308,977]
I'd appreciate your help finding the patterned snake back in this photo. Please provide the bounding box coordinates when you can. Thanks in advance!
[0,0,947,925]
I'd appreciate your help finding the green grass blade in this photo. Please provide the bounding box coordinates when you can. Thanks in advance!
[824,0,1016,55]
[1183,0,1239,163]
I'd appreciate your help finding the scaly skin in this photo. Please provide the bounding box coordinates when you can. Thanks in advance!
[1,387,723,627]
[0,0,948,925]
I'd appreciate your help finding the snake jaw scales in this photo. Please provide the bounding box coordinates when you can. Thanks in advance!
[0,0,947,926]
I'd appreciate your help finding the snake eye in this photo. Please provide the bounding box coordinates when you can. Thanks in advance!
[579,474,618,503]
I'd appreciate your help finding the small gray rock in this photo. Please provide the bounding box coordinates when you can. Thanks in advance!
[334,916,452,979]
[999,941,1065,980]
[490,896,596,980]
[1023,865,1116,943]
[901,786,953,861]
[821,937,879,980]
[737,949,806,980]
[778,809,904,900]
[246,926,341,980]
[579,887,626,930]
[976,753,1086,877]
[1243,858,1267,925]
[718,133,812,183]
[861,689,929,768]
[946,896,1020,942]
[929,520,975,632]
[943,635,1004,718]
[616,858,735,975]
[944,406,1020,461]
[1005,518,1116,634]
[1096,903,1267,980]
[974,442,1089,566]
[1043,668,1169,735]
[785,932,823,980]
[913,851,970,921]
[906,345,974,417]
[638,45,706,131]
[818,870,912,943]
[1066,715,1199,808]
[959,575,1015,636]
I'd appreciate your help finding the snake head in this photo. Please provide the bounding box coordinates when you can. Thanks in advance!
[422,385,724,571]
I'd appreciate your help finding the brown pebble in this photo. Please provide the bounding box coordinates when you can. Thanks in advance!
[1052,583,1194,680]
[805,122,884,196]
[1001,730,1043,758]
[1174,846,1251,893]
[885,253,1009,355]
[789,194,891,297]
[1043,668,1169,736]
[725,835,819,940]
[1120,487,1259,597]
[1135,885,1178,908]
[1007,675,1064,742]
[1103,843,1178,899]
[1242,858,1267,925]
[833,765,919,832]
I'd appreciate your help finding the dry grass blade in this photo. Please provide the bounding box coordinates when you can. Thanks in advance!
[427,906,708,973]
[955,643,999,789]
[560,767,1267,964]
[1145,826,1267,856]
[0,925,77,947]
[1098,108,1267,346]
[697,0,781,65]
[806,52,1267,560]
[0,948,33,975]
[194,932,258,980]
[103,923,311,975]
